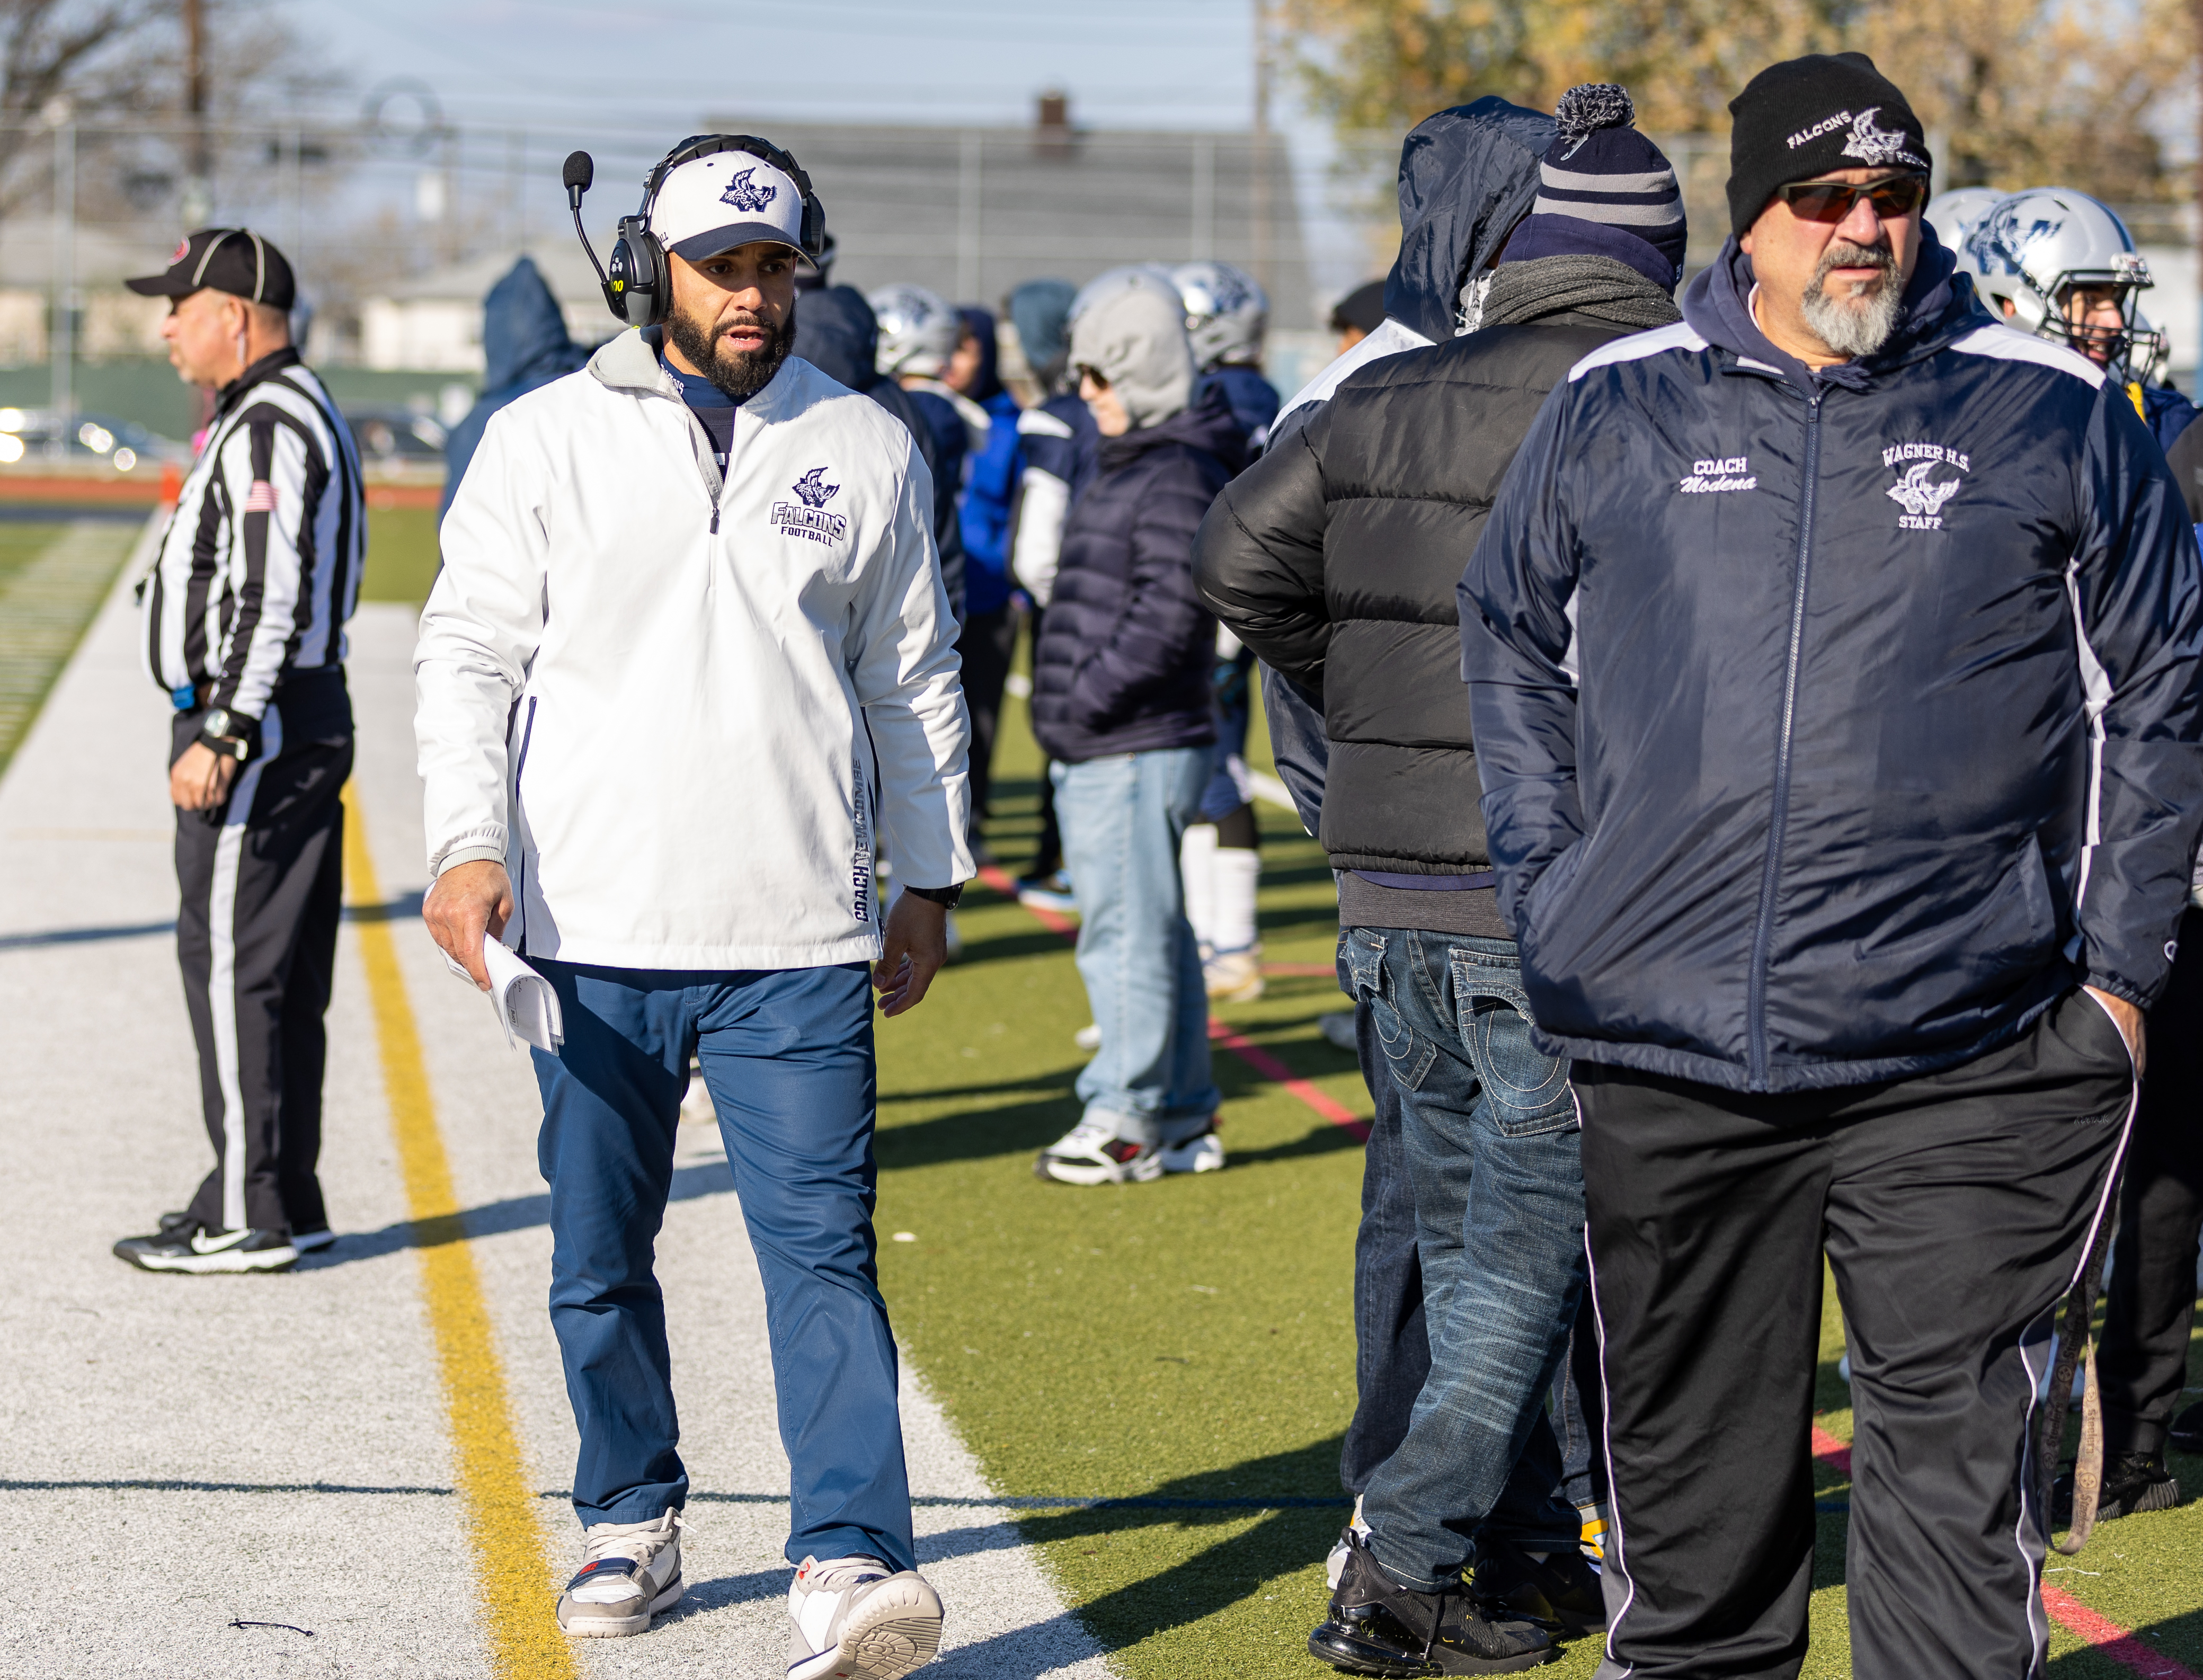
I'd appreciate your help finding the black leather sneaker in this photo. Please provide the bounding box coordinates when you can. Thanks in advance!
[2053,1452,2180,1523]
[1473,1539,1606,1639]
[113,1219,297,1274]
[1308,1530,1558,1675]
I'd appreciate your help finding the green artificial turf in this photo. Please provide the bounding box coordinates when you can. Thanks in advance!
[360,506,442,605]
[868,641,2203,1679]
[0,521,69,586]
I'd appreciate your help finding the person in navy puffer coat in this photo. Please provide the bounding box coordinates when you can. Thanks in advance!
[439,256,588,523]
[1029,273,1246,1188]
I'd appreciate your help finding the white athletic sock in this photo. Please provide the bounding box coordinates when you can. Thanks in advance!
[1180,823,1219,952]
[1210,847,1261,953]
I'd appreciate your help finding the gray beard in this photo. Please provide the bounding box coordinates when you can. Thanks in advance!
[1800,255,1902,359]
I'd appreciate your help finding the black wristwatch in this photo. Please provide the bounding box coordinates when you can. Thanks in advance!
[197,707,260,764]
[904,883,963,909]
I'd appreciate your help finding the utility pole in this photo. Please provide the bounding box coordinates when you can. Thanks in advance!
[181,0,212,226]
[2195,0,2202,396]
[48,103,74,454]
[1251,0,1271,293]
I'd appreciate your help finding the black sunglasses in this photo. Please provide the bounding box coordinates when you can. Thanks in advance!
[1776,172,1930,223]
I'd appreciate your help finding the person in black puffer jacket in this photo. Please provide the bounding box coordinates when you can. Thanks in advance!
[1031,270,1247,1187]
[1195,84,1684,1671]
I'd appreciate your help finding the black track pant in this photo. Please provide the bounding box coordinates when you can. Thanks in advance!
[1577,990,2133,1680]
[956,605,1018,842]
[2101,912,2203,1459]
[173,675,352,1236]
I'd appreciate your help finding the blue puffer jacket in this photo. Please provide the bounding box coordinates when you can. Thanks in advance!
[441,257,588,521]
[1032,384,1246,762]
[1461,229,2203,1094]
[954,311,1025,616]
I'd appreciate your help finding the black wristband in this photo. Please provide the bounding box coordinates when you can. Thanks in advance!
[904,883,963,909]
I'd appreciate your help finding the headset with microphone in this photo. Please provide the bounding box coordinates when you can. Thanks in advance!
[565,135,827,328]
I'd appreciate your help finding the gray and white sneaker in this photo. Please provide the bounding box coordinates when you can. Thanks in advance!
[787,1553,943,1680]
[557,1507,684,1637]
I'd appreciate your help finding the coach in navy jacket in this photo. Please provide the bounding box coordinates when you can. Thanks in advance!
[1461,52,2203,1680]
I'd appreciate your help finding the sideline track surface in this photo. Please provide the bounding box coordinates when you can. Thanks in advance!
[0,576,1114,1677]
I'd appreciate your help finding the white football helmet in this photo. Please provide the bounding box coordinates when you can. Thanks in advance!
[1171,260,1268,369]
[1922,186,2000,254]
[1958,188,2164,378]
[868,283,960,379]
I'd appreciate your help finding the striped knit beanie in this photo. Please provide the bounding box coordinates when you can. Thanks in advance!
[1500,84,1687,287]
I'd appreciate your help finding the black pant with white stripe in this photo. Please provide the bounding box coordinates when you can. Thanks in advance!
[173,670,351,1237]
[1575,990,2133,1680]
[2100,912,2203,1459]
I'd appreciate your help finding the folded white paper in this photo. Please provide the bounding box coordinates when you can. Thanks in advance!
[444,940,564,1053]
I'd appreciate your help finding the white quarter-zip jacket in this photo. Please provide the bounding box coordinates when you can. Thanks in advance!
[416,328,973,971]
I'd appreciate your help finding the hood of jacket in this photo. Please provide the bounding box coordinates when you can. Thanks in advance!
[482,257,588,398]
[791,285,881,392]
[955,307,1002,403]
[1071,277,1199,432]
[1098,381,1249,479]
[1383,96,1556,344]
[1680,222,1990,392]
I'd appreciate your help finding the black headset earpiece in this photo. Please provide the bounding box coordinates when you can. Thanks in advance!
[567,134,829,329]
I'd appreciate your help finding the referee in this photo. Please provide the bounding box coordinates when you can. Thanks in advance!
[113,228,365,1276]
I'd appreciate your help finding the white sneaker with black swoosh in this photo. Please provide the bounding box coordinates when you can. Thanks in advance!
[112,1219,297,1274]
[787,1554,943,1679]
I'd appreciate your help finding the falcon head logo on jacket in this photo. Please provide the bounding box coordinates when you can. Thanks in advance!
[1887,460,1963,523]
[1840,107,1925,169]
[720,166,778,212]
[793,467,840,508]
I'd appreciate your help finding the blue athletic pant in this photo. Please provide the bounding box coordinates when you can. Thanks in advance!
[529,958,915,1572]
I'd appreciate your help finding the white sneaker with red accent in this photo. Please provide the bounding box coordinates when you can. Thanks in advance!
[786,1553,944,1679]
[556,1507,684,1637]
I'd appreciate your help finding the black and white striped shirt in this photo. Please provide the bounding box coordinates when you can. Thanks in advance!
[142,348,365,720]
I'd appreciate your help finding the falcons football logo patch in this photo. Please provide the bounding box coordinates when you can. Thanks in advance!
[720,166,778,212]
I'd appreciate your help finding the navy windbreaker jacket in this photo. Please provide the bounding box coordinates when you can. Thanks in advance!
[1461,231,2203,1094]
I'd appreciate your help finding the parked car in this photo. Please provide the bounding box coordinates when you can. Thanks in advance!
[0,407,189,470]
[344,406,447,464]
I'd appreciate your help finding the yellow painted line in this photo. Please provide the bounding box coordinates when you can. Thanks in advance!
[342,787,579,1680]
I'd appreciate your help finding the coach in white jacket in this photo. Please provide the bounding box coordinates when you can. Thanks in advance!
[417,136,971,1675]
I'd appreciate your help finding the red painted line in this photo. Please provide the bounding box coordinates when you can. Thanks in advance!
[971,863,1372,1139]
[2040,1585,2203,1679]
[1815,1422,2195,1678]
[1208,1018,1370,1140]
[1810,1424,1851,1478]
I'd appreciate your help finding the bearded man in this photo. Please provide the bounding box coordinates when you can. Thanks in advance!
[1460,55,2203,1680]
[417,136,971,1678]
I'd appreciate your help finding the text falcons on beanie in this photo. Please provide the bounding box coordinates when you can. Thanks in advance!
[1724,52,1932,238]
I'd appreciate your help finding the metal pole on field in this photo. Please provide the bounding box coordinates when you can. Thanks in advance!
[182,0,212,224]
[288,122,304,262]
[956,130,982,303]
[1250,0,1272,290]
[1192,135,1214,260]
[48,113,74,457]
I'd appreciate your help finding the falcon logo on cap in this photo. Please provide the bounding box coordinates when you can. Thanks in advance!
[1840,106,1924,168]
[720,166,777,213]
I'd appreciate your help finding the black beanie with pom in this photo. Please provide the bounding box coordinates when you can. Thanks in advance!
[1500,84,1687,288]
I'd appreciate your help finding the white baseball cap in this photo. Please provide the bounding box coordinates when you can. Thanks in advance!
[653,150,811,265]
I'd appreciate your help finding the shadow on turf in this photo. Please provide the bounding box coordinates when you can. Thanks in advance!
[993,1436,1352,1657]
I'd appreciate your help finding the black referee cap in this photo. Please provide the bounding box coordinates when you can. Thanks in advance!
[126,227,296,311]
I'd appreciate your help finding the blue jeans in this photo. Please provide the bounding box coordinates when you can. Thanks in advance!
[1340,927,1588,1588]
[529,959,916,1572]
[1342,994,1431,1495]
[1052,748,1220,1142]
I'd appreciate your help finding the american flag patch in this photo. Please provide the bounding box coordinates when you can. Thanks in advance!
[243,481,278,513]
